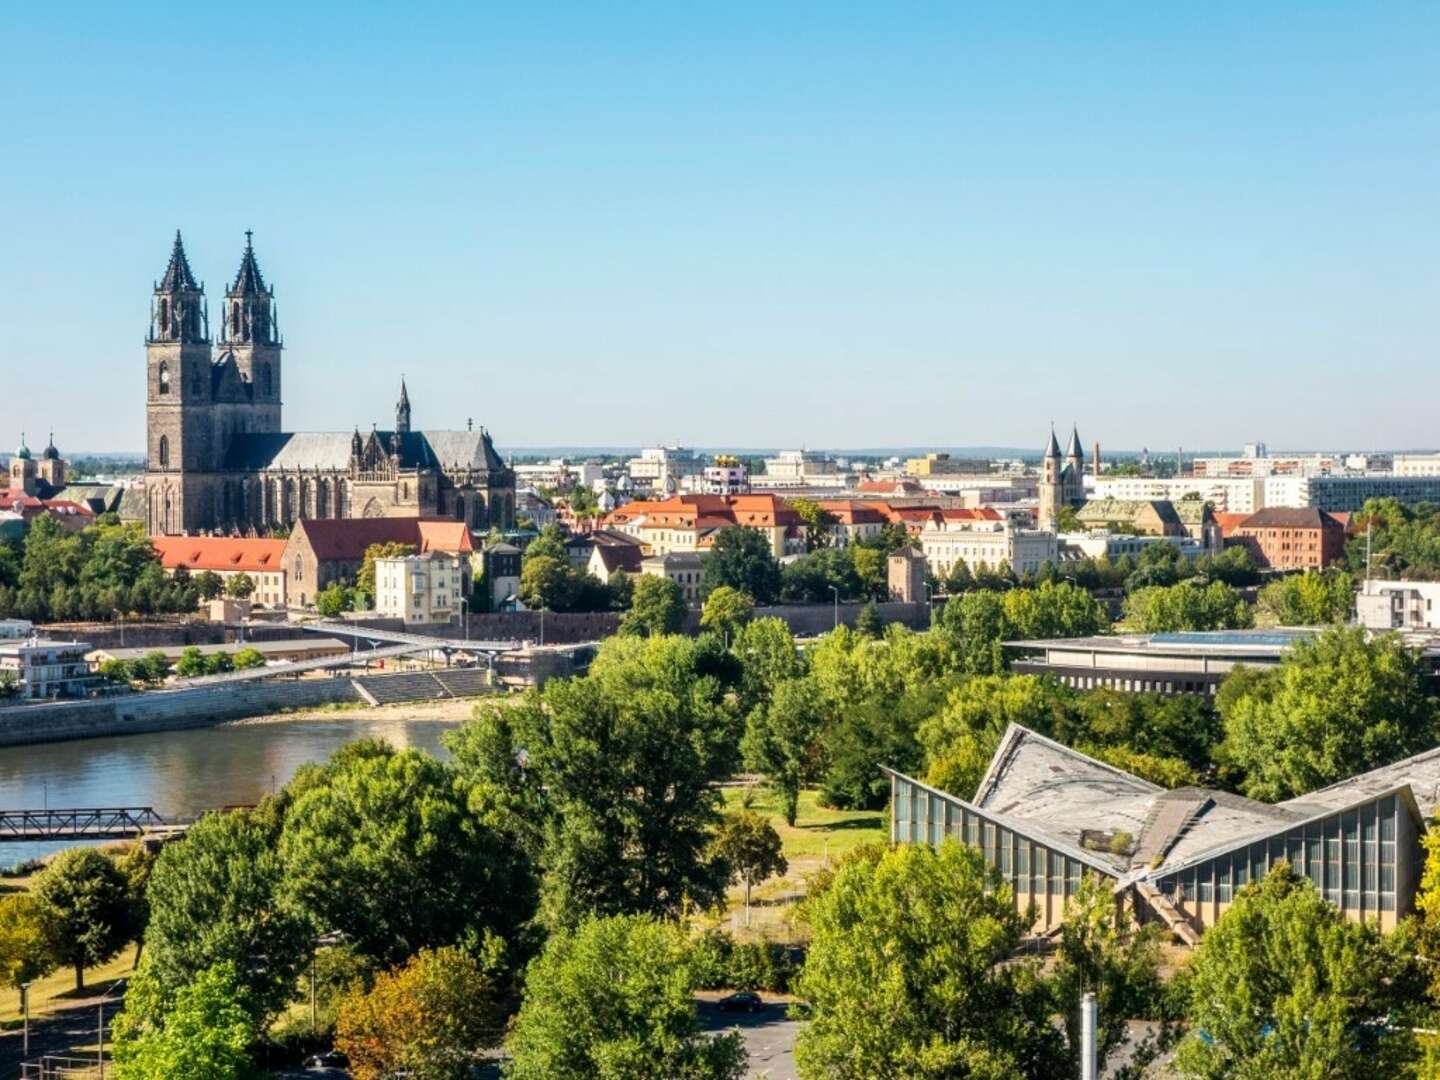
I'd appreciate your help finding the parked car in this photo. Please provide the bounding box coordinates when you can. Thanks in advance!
[718,991,764,1013]
[306,1050,349,1068]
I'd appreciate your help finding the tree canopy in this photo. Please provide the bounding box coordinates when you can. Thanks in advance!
[619,574,686,636]
[702,526,782,604]
[504,914,746,1080]
[31,847,135,990]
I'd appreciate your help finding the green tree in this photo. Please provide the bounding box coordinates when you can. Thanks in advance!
[1052,875,1168,1073]
[110,961,261,1080]
[223,572,255,600]
[854,600,883,637]
[32,847,134,990]
[518,554,574,611]
[1258,568,1355,625]
[1001,580,1107,639]
[1175,864,1416,1079]
[619,574,686,636]
[193,570,225,601]
[174,646,208,678]
[941,589,1008,674]
[335,946,503,1080]
[279,743,532,969]
[141,806,309,1023]
[742,676,825,826]
[314,582,353,617]
[851,545,887,600]
[1124,580,1253,632]
[700,585,753,641]
[231,646,266,671]
[522,524,568,563]
[1219,626,1437,800]
[135,650,171,686]
[356,542,417,597]
[789,497,837,552]
[448,635,739,928]
[711,810,787,927]
[795,840,1064,1079]
[504,914,746,1080]
[0,894,53,988]
[702,526,782,604]
[732,616,802,716]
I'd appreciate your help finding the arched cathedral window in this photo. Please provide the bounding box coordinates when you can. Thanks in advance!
[158,362,170,395]
[158,435,170,468]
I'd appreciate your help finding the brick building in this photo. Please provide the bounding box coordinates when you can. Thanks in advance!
[1228,507,1347,570]
[282,517,474,607]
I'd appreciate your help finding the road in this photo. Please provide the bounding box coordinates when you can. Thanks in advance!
[699,999,800,1080]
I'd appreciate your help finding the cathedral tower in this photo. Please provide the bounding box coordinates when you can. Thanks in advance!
[146,232,216,534]
[395,377,411,433]
[1038,426,1063,528]
[219,231,282,433]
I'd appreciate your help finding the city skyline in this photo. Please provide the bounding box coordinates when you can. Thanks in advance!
[2,5,1437,452]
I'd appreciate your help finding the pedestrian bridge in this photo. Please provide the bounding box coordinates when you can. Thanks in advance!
[0,806,186,842]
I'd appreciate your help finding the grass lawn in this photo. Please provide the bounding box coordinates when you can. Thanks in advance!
[712,785,887,944]
[0,946,137,1027]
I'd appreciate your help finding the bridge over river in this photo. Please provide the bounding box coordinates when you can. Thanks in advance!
[0,807,200,843]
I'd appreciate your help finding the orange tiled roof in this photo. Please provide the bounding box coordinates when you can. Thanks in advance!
[152,536,288,573]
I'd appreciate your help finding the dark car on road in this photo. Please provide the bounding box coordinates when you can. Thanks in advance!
[718,991,764,1013]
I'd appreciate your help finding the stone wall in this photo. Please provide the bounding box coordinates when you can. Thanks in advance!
[682,600,931,637]
[39,621,312,651]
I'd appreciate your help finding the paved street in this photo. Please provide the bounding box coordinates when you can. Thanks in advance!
[699,999,800,1080]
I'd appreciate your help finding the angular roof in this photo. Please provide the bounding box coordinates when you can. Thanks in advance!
[288,517,473,563]
[158,231,200,293]
[152,536,287,573]
[1236,507,1343,530]
[1066,425,1083,459]
[222,430,504,472]
[1076,498,1181,527]
[227,231,268,296]
[1045,427,1063,458]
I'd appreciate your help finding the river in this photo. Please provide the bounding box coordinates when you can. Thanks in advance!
[0,712,465,868]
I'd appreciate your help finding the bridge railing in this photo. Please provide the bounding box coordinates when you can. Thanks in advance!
[0,807,166,839]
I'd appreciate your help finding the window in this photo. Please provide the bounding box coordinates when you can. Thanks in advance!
[158,361,170,395]
[294,556,303,582]
[158,434,170,467]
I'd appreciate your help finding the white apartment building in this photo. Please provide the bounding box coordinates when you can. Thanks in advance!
[1393,454,1440,478]
[919,522,1058,577]
[1090,476,1266,514]
[0,619,34,641]
[513,459,605,490]
[1356,580,1440,632]
[1059,531,1207,561]
[626,447,705,490]
[758,449,839,488]
[702,458,749,495]
[0,639,96,700]
[373,551,470,626]
[1263,475,1440,513]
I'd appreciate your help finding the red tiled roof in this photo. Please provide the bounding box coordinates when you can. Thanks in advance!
[152,536,288,573]
[289,517,473,562]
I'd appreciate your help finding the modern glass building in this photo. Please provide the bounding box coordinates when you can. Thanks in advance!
[887,724,1436,940]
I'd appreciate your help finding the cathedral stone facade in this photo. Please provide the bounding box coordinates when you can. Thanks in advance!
[143,233,514,536]
[1038,424,1086,527]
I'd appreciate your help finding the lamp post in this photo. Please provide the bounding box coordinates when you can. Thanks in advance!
[113,610,124,649]
[828,584,839,630]
[20,981,29,1058]
[96,977,126,1079]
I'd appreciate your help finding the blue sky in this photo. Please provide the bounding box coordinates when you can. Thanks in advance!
[1,4,1436,454]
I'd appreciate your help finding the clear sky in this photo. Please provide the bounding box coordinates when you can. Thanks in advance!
[1,4,1436,454]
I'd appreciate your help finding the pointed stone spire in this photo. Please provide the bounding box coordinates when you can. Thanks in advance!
[1044,423,1062,459]
[158,230,200,292]
[395,376,411,433]
[1066,424,1083,460]
[228,229,268,296]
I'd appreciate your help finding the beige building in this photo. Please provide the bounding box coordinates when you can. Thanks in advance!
[374,551,470,625]
[641,552,705,607]
[919,522,1058,577]
[151,536,289,608]
[887,546,928,602]
[904,452,988,478]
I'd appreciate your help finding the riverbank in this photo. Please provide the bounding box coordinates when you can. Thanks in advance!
[225,694,496,727]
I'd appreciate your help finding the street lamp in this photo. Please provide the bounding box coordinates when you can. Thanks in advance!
[96,977,126,1078]
[828,584,839,630]
[20,981,29,1058]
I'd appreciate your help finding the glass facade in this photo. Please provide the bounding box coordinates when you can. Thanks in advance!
[890,773,1113,920]
[1155,795,1402,920]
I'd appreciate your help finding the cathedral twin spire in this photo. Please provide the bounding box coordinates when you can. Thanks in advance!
[153,230,279,347]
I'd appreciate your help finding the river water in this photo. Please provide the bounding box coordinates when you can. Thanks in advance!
[0,714,464,867]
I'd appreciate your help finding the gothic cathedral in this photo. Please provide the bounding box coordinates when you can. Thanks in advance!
[143,232,515,536]
[1038,424,1086,527]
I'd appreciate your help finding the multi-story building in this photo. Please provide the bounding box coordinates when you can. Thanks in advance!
[919,520,1058,577]
[604,494,800,558]
[903,453,989,478]
[887,546,928,602]
[482,542,522,611]
[1037,426,1086,528]
[1091,475,1266,515]
[1228,507,1347,570]
[702,456,749,495]
[373,550,469,625]
[282,517,474,608]
[641,551,706,607]
[1262,475,1440,512]
[814,500,889,548]
[151,536,290,608]
[1356,579,1440,631]
[1391,454,1440,478]
[513,459,606,491]
[625,447,705,492]
[0,639,97,700]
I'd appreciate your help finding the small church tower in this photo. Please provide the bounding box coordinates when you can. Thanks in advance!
[395,378,411,433]
[219,231,282,433]
[146,231,214,535]
[1038,426,1063,528]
